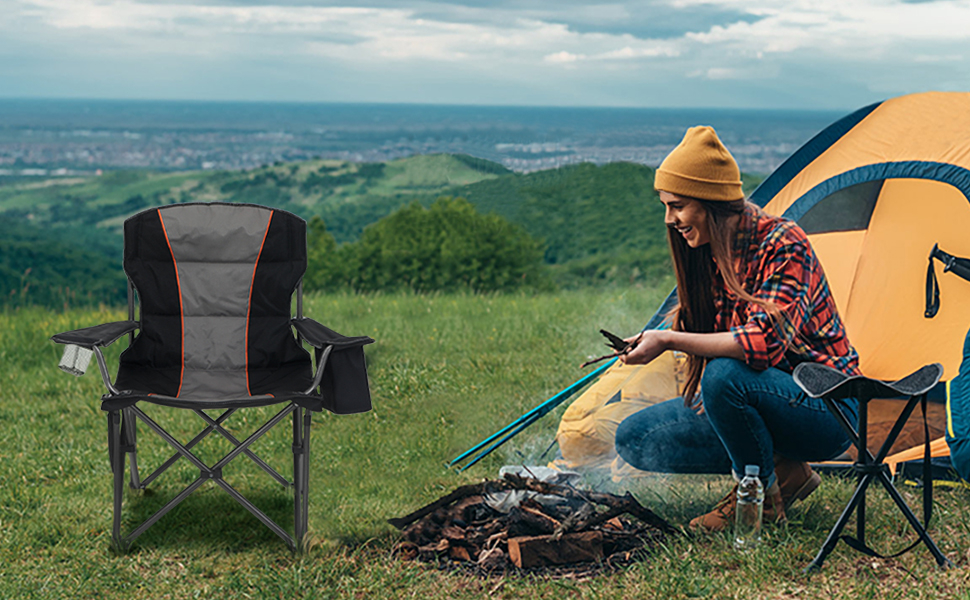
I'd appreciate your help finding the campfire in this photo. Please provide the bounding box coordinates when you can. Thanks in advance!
[390,472,677,576]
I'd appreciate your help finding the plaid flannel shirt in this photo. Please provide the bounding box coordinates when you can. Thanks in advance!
[714,204,860,375]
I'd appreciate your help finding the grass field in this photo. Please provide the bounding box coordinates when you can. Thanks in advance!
[2,289,969,599]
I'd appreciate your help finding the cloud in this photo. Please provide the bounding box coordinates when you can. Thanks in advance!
[2,0,968,108]
[545,51,585,63]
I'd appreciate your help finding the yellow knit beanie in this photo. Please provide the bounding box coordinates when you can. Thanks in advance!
[654,126,744,201]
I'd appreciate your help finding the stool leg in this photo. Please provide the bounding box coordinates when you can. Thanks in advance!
[856,491,866,547]
[806,474,874,572]
[875,471,952,568]
[856,398,868,547]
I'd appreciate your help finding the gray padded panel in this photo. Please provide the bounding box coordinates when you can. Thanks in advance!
[160,204,273,263]
[177,264,256,316]
[159,204,272,398]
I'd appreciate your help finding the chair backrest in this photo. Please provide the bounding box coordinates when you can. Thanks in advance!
[116,203,311,398]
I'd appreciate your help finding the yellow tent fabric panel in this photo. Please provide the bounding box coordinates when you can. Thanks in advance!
[805,230,866,318]
[842,179,970,380]
[554,351,683,472]
[884,437,951,477]
[763,92,970,218]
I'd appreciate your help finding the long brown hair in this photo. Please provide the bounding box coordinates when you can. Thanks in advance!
[668,198,787,408]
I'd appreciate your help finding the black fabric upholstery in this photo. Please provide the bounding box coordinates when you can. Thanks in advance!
[291,318,374,349]
[318,345,373,414]
[247,211,313,395]
[51,321,139,349]
[116,210,183,396]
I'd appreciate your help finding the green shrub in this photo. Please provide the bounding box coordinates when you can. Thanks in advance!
[306,197,549,293]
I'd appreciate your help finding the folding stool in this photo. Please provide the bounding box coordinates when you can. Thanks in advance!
[793,362,951,571]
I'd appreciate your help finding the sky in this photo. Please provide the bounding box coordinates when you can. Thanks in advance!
[1,0,968,109]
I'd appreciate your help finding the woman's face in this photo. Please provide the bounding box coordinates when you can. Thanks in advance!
[660,191,710,248]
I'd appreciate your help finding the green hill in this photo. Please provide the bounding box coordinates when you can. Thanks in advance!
[0,153,505,238]
[0,154,762,304]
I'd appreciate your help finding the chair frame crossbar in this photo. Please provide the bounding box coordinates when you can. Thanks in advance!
[806,388,951,571]
[107,402,312,552]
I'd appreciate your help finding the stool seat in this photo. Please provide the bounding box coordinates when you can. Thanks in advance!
[794,362,942,400]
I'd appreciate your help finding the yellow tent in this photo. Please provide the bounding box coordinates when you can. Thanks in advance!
[556,92,970,479]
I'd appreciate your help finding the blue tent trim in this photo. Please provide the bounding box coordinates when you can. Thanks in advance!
[782,161,970,223]
[643,288,678,332]
[750,101,883,208]
[945,326,970,481]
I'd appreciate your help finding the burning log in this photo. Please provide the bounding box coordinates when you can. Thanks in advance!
[508,531,604,568]
[390,472,676,575]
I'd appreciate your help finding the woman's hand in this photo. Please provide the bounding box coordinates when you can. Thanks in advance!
[620,330,669,365]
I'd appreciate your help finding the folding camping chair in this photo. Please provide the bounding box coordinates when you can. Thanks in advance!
[51,203,374,552]
[793,362,951,571]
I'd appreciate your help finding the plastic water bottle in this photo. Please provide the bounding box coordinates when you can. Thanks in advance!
[734,465,763,550]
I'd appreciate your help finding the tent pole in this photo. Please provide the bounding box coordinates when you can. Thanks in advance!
[449,358,616,469]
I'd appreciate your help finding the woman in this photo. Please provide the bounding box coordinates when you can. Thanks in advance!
[615,126,859,531]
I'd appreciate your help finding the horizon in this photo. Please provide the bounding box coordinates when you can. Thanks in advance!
[0,98,845,174]
[0,96,851,112]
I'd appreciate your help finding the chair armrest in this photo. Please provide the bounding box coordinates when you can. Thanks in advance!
[51,321,140,349]
[291,318,374,350]
[793,362,943,400]
[51,321,138,393]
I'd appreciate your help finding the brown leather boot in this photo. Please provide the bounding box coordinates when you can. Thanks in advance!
[689,482,786,532]
[774,455,822,509]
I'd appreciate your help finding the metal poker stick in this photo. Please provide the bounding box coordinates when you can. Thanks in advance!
[449,357,617,471]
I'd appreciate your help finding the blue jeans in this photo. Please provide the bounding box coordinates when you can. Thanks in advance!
[614,358,857,488]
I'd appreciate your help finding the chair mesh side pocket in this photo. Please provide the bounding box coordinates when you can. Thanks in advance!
[59,344,93,376]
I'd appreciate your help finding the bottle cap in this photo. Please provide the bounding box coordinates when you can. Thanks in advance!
[744,465,760,477]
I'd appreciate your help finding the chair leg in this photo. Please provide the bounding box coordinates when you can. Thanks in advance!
[293,408,302,547]
[122,408,142,490]
[106,403,309,551]
[293,407,311,551]
[302,410,312,547]
[107,411,128,552]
